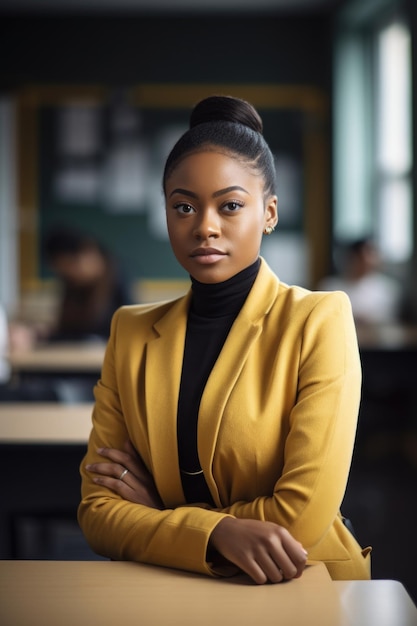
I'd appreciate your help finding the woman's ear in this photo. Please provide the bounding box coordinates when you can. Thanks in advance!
[264,195,278,230]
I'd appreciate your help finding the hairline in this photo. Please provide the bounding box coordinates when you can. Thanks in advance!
[163,143,270,197]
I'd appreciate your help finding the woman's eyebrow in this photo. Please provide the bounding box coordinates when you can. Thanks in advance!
[212,186,249,198]
[169,188,198,198]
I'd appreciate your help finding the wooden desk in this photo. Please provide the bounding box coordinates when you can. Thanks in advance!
[0,402,93,444]
[1,561,416,626]
[0,403,93,558]
[8,341,106,374]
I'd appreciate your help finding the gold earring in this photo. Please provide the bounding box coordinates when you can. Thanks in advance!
[264,225,275,235]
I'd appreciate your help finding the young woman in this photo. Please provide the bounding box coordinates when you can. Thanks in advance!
[79,95,371,584]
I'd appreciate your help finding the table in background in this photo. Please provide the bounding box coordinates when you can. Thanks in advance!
[356,323,417,458]
[7,341,106,402]
[0,402,93,444]
[356,323,417,350]
[8,341,106,375]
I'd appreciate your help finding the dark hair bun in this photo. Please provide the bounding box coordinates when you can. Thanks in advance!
[190,95,263,134]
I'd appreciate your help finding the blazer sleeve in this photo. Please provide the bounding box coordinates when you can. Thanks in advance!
[78,308,232,575]
[215,291,362,551]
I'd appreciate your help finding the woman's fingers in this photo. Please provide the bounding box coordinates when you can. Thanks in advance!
[90,470,158,507]
[89,442,150,481]
[249,534,304,583]
[95,445,138,470]
[85,461,127,480]
[87,463,162,508]
[85,441,164,509]
[274,527,308,579]
[209,518,308,585]
[255,554,286,584]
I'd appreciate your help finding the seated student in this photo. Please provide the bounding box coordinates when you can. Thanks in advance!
[78,95,371,584]
[1,230,130,402]
[318,237,403,326]
[43,226,131,342]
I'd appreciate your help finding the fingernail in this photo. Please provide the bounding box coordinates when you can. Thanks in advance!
[85,464,92,470]
[96,447,104,453]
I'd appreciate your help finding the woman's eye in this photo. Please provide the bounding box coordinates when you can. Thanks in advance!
[223,201,243,212]
[173,203,195,215]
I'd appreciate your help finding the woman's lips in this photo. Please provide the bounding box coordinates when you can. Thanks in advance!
[190,248,227,264]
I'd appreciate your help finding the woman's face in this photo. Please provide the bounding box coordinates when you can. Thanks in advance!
[165,151,277,284]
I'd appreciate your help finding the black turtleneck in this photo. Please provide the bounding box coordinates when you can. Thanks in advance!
[177,258,260,505]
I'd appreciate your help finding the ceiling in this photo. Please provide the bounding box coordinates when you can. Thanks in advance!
[0,0,343,14]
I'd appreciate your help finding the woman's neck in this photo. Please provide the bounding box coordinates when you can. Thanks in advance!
[190,258,260,318]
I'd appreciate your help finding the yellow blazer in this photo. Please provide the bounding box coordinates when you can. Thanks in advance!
[78,258,371,580]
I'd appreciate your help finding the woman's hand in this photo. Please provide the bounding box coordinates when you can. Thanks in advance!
[85,439,164,509]
[209,517,308,585]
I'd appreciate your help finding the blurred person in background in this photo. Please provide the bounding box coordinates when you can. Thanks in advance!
[43,225,131,342]
[318,237,404,326]
[1,228,131,402]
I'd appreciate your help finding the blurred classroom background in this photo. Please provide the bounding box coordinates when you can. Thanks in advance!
[1,0,417,604]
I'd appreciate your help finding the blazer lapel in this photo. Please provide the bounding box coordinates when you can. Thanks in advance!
[145,291,191,507]
[144,259,279,508]
[197,259,280,504]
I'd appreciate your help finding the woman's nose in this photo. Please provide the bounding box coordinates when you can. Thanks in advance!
[193,208,220,239]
